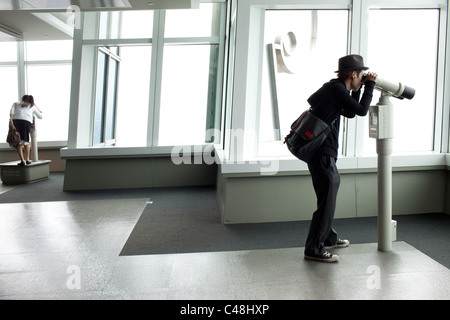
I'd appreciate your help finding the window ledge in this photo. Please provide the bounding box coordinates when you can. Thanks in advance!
[0,141,67,150]
[60,144,213,159]
[216,150,448,176]
[59,145,449,175]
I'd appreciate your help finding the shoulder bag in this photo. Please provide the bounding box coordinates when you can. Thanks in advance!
[284,110,336,163]
[6,121,21,147]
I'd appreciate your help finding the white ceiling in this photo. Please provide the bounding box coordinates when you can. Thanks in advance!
[0,0,200,41]
[0,10,73,41]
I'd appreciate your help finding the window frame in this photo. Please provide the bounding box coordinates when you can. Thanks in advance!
[92,46,120,146]
[218,0,449,174]
[0,40,72,149]
[351,0,447,157]
[66,1,227,153]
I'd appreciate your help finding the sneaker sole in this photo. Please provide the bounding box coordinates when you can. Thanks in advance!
[304,254,339,263]
[324,241,350,250]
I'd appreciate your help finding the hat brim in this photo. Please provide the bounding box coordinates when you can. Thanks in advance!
[335,66,369,73]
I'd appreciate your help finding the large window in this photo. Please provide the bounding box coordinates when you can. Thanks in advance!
[115,46,152,147]
[0,42,18,140]
[158,45,217,146]
[0,40,72,144]
[158,4,223,146]
[254,4,443,161]
[25,40,72,142]
[363,9,440,154]
[78,2,225,148]
[259,10,349,157]
[26,64,72,141]
[222,0,447,171]
[93,47,119,145]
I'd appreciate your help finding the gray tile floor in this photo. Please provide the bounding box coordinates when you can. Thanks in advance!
[0,194,449,300]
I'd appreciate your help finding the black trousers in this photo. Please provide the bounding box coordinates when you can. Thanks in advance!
[305,154,340,255]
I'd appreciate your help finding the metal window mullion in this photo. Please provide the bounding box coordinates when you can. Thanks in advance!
[101,55,110,144]
[17,41,26,97]
[83,38,153,46]
[440,3,450,153]
[433,6,446,153]
[163,37,220,45]
[214,2,228,144]
[24,60,72,66]
[106,56,119,144]
[148,10,166,147]
[348,0,369,158]
[205,3,226,143]
[222,0,237,153]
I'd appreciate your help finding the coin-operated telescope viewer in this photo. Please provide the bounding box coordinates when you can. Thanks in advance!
[367,75,415,252]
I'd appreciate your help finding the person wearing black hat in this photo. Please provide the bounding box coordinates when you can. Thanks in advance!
[304,54,377,262]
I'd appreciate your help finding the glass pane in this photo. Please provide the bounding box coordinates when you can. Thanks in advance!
[364,9,439,154]
[165,3,220,37]
[85,11,153,40]
[93,51,107,145]
[26,65,72,141]
[98,12,109,39]
[109,11,121,39]
[105,58,118,141]
[158,45,214,146]
[259,10,349,156]
[97,12,121,39]
[115,46,151,147]
[120,11,153,38]
[0,67,18,141]
[0,42,17,62]
[25,40,73,61]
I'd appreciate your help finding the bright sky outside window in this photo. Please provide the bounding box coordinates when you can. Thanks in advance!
[158,45,214,146]
[115,46,152,147]
[120,11,154,39]
[364,9,439,154]
[82,3,222,148]
[0,40,73,143]
[259,10,348,157]
[25,40,73,61]
[0,42,17,61]
[0,66,18,140]
[0,42,18,142]
[164,3,218,37]
[158,3,222,146]
[26,64,72,141]
[25,40,72,142]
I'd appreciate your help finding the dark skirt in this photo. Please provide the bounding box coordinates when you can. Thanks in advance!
[12,119,31,143]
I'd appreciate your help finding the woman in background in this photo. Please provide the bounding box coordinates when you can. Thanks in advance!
[10,95,43,166]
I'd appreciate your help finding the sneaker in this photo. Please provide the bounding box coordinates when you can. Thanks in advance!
[304,251,339,263]
[324,239,350,250]
[26,161,32,165]
[17,161,26,166]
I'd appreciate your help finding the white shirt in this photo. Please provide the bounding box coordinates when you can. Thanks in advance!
[10,102,43,123]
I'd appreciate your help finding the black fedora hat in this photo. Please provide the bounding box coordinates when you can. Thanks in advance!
[335,54,369,73]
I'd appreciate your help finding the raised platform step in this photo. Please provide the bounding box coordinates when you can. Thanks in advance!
[0,160,51,184]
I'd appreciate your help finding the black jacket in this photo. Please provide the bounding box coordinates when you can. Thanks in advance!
[307,78,376,158]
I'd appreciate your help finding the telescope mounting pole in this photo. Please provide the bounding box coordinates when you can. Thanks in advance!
[369,91,395,252]
[31,117,38,162]
[376,92,392,252]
